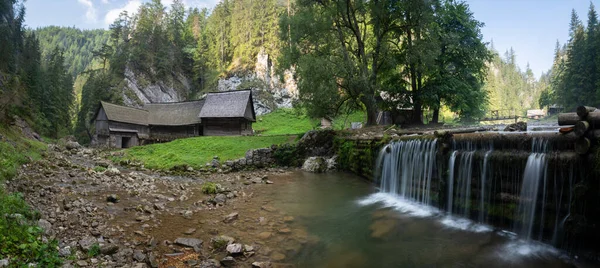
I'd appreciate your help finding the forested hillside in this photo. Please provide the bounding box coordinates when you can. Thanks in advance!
[0,1,74,138]
[34,26,109,77]
[539,4,600,110]
[485,47,545,113]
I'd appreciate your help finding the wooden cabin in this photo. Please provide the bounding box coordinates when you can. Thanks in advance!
[199,90,256,136]
[92,89,256,148]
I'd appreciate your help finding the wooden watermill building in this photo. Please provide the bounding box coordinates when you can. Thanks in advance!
[92,89,256,148]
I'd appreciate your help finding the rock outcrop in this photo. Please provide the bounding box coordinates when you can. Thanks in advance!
[218,49,298,115]
[121,66,191,107]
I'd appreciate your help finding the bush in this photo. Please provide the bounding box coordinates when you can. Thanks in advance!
[88,243,100,258]
[93,166,107,173]
[201,182,218,194]
[0,189,62,266]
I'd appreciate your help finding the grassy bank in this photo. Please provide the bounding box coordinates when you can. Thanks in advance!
[254,109,319,135]
[121,135,296,170]
[253,108,368,135]
[0,123,62,266]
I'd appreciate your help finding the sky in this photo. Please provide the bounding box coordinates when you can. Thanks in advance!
[22,0,597,78]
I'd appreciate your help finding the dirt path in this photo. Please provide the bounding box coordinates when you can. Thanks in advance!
[7,145,314,268]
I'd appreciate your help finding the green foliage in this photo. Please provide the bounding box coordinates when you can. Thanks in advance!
[119,135,294,170]
[254,108,318,135]
[272,144,300,167]
[283,0,490,125]
[0,125,46,181]
[34,26,109,77]
[93,166,107,173]
[0,125,61,266]
[332,110,366,130]
[88,243,100,258]
[541,4,600,109]
[201,182,218,195]
[0,189,62,267]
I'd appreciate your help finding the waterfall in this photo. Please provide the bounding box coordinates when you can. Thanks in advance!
[479,150,492,223]
[377,139,438,205]
[515,138,549,240]
[373,135,578,248]
[447,141,492,218]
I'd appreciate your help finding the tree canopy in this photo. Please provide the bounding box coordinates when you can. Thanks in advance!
[283,0,490,124]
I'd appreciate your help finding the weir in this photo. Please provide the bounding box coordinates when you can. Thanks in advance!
[373,131,595,255]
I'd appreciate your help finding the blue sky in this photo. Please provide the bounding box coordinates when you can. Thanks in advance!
[23,0,596,78]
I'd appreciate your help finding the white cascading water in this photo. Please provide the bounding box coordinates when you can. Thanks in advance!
[516,138,549,240]
[377,139,437,205]
[479,150,492,223]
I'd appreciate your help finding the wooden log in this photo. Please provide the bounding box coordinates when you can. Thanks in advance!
[585,129,600,140]
[558,113,580,125]
[574,121,590,137]
[576,106,597,118]
[434,127,490,137]
[575,137,591,155]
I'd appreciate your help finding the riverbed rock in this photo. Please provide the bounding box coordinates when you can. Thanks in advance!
[132,250,146,262]
[100,244,119,255]
[301,157,327,173]
[106,194,119,203]
[504,121,527,132]
[223,212,239,223]
[37,219,52,235]
[199,259,221,268]
[65,141,81,150]
[78,236,97,252]
[270,252,286,261]
[215,194,227,204]
[105,168,121,177]
[221,256,235,267]
[175,238,203,251]
[252,261,271,268]
[59,246,72,257]
[226,243,243,255]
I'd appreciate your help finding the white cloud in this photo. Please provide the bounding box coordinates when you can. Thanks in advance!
[77,0,98,23]
[104,0,142,26]
[101,0,110,4]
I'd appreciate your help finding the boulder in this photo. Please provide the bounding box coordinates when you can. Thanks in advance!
[301,157,327,173]
[100,244,119,255]
[37,219,53,235]
[199,259,221,268]
[65,141,81,150]
[105,168,121,177]
[223,212,239,223]
[220,256,235,267]
[174,238,203,251]
[226,243,243,255]
[133,250,146,262]
[504,121,527,132]
[78,236,97,252]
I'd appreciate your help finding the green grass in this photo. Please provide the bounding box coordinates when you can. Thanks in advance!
[121,135,296,170]
[332,110,366,130]
[254,108,319,135]
[0,123,61,266]
[0,125,46,181]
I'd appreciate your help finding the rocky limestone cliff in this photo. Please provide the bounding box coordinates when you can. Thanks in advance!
[218,49,298,115]
[121,66,191,107]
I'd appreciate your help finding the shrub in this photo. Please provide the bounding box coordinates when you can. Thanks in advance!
[201,182,218,194]
[93,166,107,173]
[88,243,100,257]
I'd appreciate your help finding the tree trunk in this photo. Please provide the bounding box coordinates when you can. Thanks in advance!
[432,105,440,124]
[363,95,378,126]
[412,99,423,125]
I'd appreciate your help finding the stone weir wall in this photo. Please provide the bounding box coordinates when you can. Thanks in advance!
[356,131,600,260]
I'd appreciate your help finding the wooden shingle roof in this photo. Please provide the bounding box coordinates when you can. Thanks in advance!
[199,90,255,121]
[146,100,204,126]
[100,101,149,126]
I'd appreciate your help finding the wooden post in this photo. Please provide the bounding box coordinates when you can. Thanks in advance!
[574,121,590,137]
[575,137,591,155]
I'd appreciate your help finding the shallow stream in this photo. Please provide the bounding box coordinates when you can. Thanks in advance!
[270,171,578,268]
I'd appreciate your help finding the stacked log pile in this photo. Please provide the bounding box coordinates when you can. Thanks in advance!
[558,105,599,154]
